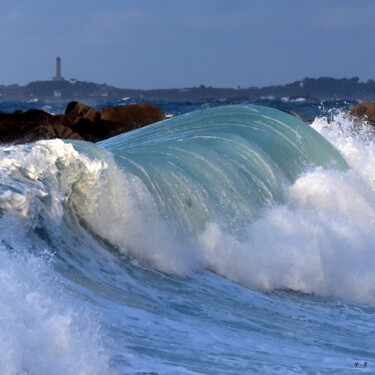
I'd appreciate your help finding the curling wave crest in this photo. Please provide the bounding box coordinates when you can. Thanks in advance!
[1,105,375,308]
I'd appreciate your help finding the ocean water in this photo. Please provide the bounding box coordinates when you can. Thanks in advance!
[0,98,374,374]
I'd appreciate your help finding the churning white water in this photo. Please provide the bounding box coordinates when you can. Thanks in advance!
[0,104,374,374]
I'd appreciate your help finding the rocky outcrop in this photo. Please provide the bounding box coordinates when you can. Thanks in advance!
[0,109,83,144]
[347,102,375,125]
[0,102,166,145]
[100,104,166,130]
[65,101,100,122]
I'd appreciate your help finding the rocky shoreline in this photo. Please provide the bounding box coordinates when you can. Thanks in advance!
[0,102,166,145]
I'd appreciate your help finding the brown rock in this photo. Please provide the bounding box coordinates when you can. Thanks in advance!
[100,104,166,130]
[71,118,132,142]
[68,132,85,141]
[347,102,375,125]
[0,109,77,144]
[0,110,51,144]
[22,109,52,122]
[14,125,56,145]
[0,103,165,145]
[71,118,108,142]
[65,101,100,122]
[53,124,74,138]
[65,102,100,121]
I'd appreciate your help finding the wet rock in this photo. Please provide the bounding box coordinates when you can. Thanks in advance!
[65,101,100,122]
[0,102,166,145]
[14,125,56,145]
[0,109,53,144]
[53,124,75,139]
[347,102,375,125]
[100,104,166,130]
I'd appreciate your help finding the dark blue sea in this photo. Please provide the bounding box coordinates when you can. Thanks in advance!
[0,97,374,374]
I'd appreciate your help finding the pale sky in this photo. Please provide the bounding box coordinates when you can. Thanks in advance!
[0,0,374,89]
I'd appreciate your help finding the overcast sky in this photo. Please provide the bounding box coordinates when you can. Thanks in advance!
[0,0,374,89]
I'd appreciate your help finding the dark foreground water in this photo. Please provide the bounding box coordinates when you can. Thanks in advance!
[0,98,374,374]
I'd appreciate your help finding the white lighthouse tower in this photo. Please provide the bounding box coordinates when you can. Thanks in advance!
[52,57,64,81]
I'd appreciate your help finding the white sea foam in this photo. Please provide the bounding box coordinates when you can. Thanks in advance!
[2,106,375,374]
[3,113,375,306]
[68,150,199,275]
[196,113,375,304]
[0,141,113,374]
[75,113,375,303]
[0,249,112,375]
[0,139,198,276]
[198,167,375,304]
[0,140,106,226]
[312,111,375,188]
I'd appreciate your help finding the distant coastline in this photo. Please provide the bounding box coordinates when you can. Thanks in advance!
[0,76,374,102]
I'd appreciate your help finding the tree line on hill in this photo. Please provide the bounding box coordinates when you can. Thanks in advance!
[0,77,374,102]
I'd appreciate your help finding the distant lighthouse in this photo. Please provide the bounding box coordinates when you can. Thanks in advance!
[52,57,64,81]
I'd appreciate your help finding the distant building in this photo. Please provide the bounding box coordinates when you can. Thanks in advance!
[52,57,64,81]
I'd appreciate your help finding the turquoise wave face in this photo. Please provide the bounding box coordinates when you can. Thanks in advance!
[99,105,348,234]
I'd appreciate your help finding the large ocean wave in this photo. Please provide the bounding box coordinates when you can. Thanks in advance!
[3,105,370,297]
[1,104,375,374]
